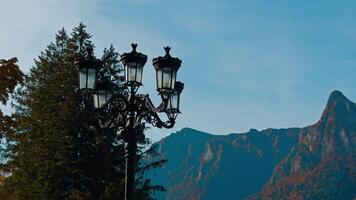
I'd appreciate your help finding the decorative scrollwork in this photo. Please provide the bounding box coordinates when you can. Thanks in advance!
[97,92,129,129]
[82,85,175,131]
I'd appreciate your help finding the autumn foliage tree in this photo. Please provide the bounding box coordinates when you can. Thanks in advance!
[0,57,23,157]
[0,57,23,104]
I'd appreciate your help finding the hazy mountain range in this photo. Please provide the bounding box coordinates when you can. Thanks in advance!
[148,91,356,200]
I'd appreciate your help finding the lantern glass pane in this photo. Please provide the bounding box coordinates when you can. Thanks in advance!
[171,70,177,89]
[167,91,179,112]
[135,66,143,83]
[79,68,87,89]
[98,90,107,108]
[170,93,179,110]
[156,68,163,89]
[126,63,137,83]
[87,68,96,89]
[162,67,173,89]
[93,94,99,108]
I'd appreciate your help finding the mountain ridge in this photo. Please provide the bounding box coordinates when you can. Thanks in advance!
[256,90,356,199]
[149,90,356,200]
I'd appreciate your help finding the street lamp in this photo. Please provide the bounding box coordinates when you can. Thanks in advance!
[121,43,147,89]
[76,47,101,90]
[166,81,184,120]
[153,46,181,99]
[93,79,113,108]
[76,44,184,200]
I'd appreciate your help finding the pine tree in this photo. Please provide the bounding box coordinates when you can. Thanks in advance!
[2,28,85,199]
[0,23,165,200]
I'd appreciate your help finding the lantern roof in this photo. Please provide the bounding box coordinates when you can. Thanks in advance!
[120,43,148,67]
[153,46,182,70]
[75,46,102,70]
[174,81,184,93]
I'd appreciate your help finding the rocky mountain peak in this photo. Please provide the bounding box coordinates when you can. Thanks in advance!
[326,90,351,107]
[258,91,356,199]
[320,90,356,124]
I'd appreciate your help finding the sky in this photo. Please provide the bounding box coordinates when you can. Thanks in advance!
[1,0,356,141]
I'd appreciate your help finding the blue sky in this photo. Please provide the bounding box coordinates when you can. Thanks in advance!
[1,0,356,141]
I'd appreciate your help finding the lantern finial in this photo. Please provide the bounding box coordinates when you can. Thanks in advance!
[164,46,171,56]
[131,43,138,52]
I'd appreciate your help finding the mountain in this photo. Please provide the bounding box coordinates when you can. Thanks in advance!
[255,91,356,199]
[148,91,356,200]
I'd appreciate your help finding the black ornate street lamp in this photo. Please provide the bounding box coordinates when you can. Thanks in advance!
[93,79,114,109]
[153,46,181,99]
[76,44,184,200]
[121,43,147,89]
[77,47,101,90]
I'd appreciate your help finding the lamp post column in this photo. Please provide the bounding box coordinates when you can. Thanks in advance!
[124,90,137,200]
[124,132,136,200]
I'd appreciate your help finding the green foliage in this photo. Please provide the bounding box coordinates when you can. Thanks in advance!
[0,23,164,200]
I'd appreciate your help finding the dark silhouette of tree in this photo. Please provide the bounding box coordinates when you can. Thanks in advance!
[0,23,165,200]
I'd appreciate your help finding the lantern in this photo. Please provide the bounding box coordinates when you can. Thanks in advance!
[153,46,181,97]
[75,47,101,90]
[166,81,184,119]
[93,79,113,108]
[120,43,147,88]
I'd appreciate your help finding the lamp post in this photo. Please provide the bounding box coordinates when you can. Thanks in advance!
[75,44,184,200]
